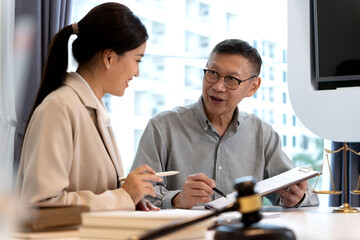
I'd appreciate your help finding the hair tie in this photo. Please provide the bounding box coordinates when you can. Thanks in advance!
[71,23,79,35]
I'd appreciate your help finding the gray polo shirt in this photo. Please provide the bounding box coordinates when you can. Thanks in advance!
[131,96,319,209]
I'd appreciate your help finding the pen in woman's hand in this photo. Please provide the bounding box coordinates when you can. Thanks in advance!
[119,171,179,182]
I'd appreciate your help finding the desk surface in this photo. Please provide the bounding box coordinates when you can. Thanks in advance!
[259,206,360,240]
[10,206,360,240]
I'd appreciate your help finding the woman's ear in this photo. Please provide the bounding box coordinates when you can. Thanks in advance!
[102,49,113,69]
[246,77,261,97]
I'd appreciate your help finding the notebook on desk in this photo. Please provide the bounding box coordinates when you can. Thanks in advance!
[205,167,320,210]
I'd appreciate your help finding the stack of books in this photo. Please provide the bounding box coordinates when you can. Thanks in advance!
[17,203,90,231]
[12,203,89,239]
[79,209,215,240]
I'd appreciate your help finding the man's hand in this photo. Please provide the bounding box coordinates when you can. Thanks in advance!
[136,199,160,211]
[122,164,163,205]
[276,180,307,207]
[172,173,216,209]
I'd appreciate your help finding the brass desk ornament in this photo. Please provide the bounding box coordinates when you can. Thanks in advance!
[313,142,360,213]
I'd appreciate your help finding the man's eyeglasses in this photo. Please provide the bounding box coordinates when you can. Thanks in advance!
[203,69,258,90]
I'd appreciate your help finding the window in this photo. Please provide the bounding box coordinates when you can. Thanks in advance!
[261,89,265,101]
[301,135,309,150]
[185,31,210,55]
[269,43,275,59]
[283,71,287,82]
[269,87,274,102]
[282,49,287,63]
[139,55,165,82]
[283,113,287,125]
[134,92,165,116]
[69,0,323,175]
[198,2,210,22]
[261,41,266,56]
[226,13,236,31]
[253,40,258,49]
[269,110,274,124]
[185,66,202,88]
[151,21,166,46]
[140,18,166,46]
[269,66,274,80]
[292,115,296,126]
[261,63,266,78]
[282,92,287,104]
[292,136,296,147]
[283,135,287,147]
[186,0,210,23]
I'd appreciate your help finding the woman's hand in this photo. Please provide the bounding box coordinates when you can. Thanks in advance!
[121,164,163,205]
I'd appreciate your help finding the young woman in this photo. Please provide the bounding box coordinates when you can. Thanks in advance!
[15,2,162,211]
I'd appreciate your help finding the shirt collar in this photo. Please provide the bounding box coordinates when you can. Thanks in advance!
[194,96,240,133]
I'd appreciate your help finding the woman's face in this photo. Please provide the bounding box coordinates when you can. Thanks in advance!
[105,42,146,97]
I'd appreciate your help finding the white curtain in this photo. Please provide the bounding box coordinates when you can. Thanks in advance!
[0,0,15,194]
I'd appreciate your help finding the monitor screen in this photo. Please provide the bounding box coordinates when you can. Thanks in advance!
[312,0,360,90]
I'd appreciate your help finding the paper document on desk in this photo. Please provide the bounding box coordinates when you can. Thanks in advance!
[206,167,320,210]
[80,209,215,240]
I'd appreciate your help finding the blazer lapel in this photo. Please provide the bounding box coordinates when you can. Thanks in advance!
[96,110,123,179]
[64,72,124,181]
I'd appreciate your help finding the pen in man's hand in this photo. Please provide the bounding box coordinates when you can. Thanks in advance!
[213,187,227,198]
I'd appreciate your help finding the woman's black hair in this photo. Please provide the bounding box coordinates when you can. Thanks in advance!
[28,2,148,122]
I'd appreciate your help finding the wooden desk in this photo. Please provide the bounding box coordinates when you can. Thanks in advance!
[258,207,360,240]
[11,207,360,240]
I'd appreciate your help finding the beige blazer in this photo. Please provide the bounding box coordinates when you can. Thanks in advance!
[15,73,135,211]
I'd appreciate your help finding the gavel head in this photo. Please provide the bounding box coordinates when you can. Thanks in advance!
[233,176,262,227]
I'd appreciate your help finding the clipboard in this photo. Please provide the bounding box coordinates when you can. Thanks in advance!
[205,167,321,210]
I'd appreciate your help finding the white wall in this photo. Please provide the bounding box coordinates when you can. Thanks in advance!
[287,0,360,142]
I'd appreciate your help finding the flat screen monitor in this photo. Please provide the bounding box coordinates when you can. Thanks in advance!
[311,0,360,90]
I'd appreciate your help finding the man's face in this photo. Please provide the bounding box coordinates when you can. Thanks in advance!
[202,53,260,121]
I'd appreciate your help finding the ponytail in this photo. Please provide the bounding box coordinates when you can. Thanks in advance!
[31,25,73,114]
[24,25,73,141]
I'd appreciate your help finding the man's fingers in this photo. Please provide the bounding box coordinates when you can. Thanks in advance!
[188,188,213,197]
[298,181,308,190]
[277,189,291,199]
[188,173,216,188]
[184,181,214,195]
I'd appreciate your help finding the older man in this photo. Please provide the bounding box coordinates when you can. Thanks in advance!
[131,39,319,209]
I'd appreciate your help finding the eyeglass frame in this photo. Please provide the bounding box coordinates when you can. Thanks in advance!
[203,69,258,90]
